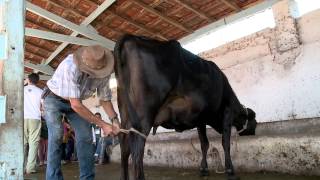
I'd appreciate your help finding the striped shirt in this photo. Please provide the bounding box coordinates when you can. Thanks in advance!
[47,54,112,101]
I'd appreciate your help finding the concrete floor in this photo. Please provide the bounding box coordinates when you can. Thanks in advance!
[24,162,319,180]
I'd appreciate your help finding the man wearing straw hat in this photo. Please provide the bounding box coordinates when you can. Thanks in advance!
[43,45,120,180]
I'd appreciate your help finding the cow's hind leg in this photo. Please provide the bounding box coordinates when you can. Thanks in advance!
[222,107,239,180]
[197,125,209,176]
[120,133,130,180]
[130,133,147,180]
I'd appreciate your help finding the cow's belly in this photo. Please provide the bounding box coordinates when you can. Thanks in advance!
[154,93,206,132]
[161,118,197,132]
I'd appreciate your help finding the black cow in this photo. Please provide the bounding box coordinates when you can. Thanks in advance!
[114,34,257,180]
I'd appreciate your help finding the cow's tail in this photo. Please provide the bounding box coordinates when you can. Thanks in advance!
[114,35,142,130]
[114,35,146,173]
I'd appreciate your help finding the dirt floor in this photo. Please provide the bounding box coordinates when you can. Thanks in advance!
[24,162,319,180]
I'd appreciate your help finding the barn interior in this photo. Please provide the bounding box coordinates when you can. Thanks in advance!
[0,0,320,179]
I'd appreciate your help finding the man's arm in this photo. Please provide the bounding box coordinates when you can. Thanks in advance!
[100,100,120,127]
[100,100,117,119]
[69,98,117,135]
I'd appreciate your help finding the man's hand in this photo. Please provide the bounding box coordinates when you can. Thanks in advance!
[101,123,113,136]
[112,122,120,135]
[102,122,120,136]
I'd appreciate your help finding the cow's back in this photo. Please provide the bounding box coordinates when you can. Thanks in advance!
[114,34,241,133]
[114,35,182,130]
[178,48,229,112]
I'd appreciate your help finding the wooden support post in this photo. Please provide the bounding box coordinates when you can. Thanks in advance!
[0,0,25,179]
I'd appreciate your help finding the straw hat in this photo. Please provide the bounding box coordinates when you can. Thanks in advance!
[73,45,114,78]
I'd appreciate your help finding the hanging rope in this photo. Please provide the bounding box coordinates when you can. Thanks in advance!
[111,118,147,139]
[237,119,248,134]
[119,127,147,139]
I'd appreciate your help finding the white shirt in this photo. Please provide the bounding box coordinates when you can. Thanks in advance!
[47,54,112,101]
[24,84,43,120]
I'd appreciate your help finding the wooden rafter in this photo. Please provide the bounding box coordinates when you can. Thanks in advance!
[25,51,46,63]
[26,2,114,49]
[149,0,165,8]
[25,42,51,57]
[25,28,103,47]
[26,19,53,31]
[132,0,192,33]
[167,5,184,16]
[24,61,55,75]
[25,35,60,51]
[25,40,53,53]
[95,24,123,39]
[220,0,241,11]
[174,0,214,22]
[41,0,116,66]
[46,0,87,20]
[94,14,116,31]
[109,10,168,40]
[115,2,152,37]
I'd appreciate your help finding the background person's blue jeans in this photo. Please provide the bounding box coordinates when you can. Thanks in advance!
[95,136,115,164]
[44,95,95,180]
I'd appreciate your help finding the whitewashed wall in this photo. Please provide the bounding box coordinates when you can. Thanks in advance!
[200,2,320,122]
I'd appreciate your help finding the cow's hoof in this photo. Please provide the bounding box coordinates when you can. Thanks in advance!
[227,175,240,180]
[199,168,209,176]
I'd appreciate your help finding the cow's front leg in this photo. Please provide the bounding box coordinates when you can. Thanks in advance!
[130,134,146,180]
[120,133,130,180]
[222,107,239,180]
[197,125,209,176]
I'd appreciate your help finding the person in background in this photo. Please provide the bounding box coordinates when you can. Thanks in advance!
[93,113,102,163]
[43,45,120,180]
[24,73,43,174]
[94,112,119,165]
[91,123,97,148]
[66,125,75,163]
[93,113,102,154]
[38,116,48,166]
[61,117,74,164]
[61,117,68,165]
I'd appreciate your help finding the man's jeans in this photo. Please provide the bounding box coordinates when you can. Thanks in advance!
[44,94,95,180]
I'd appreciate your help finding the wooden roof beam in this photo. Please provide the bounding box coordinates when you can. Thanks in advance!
[25,42,51,58]
[109,11,168,40]
[24,61,54,75]
[28,0,116,66]
[94,17,127,39]
[174,0,214,22]
[25,28,104,47]
[149,0,165,8]
[26,19,60,34]
[26,1,115,48]
[25,40,53,53]
[25,51,46,61]
[132,0,192,33]
[220,0,241,12]
[46,0,87,20]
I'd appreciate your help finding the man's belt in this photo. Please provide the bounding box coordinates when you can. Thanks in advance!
[42,87,69,103]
